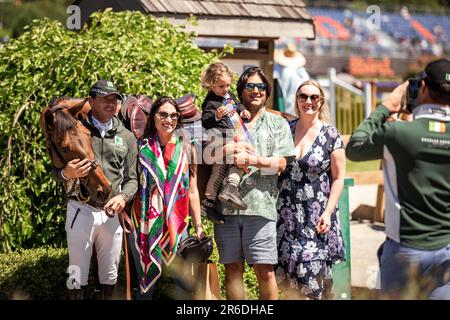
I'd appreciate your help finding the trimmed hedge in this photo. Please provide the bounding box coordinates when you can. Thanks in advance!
[0,247,71,299]
[0,244,259,300]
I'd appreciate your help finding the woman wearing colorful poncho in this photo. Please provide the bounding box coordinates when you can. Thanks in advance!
[129,96,205,299]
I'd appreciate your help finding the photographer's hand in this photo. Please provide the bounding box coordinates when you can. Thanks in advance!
[382,81,409,114]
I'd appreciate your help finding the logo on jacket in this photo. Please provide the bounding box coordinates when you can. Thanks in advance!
[114,136,123,146]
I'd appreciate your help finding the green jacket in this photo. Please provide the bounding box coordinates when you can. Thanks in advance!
[346,104,450,250]
[53,114,138,203]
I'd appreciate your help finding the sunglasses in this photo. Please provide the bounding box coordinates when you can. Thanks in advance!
[245,82,268,92]
[297,93,321,103]
[157,111,180,121]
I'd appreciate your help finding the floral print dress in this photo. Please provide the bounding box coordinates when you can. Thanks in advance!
[275,119,346,299]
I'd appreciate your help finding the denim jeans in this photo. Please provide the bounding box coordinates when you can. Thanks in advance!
[378,238,450,299]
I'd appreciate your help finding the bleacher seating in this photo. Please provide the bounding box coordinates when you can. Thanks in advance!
[298,8,449,58]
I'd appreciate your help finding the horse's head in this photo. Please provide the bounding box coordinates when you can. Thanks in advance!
[40,97,112,206]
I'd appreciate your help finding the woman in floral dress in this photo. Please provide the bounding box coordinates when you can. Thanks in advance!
[276,80,346,299]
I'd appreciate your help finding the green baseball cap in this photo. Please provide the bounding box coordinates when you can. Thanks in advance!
[89,79,122,100]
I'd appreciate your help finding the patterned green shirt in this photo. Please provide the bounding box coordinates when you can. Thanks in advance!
[221,108,295,221]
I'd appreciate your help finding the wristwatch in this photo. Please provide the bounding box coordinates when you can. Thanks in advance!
[118,192,130,202]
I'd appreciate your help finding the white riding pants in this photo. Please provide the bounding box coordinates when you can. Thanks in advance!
[65,199,123,286]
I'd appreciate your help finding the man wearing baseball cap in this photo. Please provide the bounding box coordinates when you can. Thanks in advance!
[89,79,123,101]
[346,59,450,299]
[53,79,138,299]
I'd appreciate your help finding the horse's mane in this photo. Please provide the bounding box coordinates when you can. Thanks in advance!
[54,110,76,139]
[48,96,74,107]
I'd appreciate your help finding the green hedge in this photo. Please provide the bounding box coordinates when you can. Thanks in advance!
[0,242,259,300]
[0,247,70,299]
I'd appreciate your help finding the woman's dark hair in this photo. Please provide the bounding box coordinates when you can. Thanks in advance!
[236,66,272,102]
[146,96,183,138]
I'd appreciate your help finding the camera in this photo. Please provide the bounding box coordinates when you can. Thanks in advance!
[405,78,421,112]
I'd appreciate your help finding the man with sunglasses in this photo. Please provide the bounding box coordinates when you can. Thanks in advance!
[214,66,295,300]
[52,80,138,299]
[346,59,450,299]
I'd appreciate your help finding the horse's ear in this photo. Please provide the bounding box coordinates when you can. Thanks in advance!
[39,108,49,132]
[40,108,56,131]
[68,98,90,121]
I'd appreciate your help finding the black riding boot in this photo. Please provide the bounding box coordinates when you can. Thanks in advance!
[67,285,86,300]
[100,284,118,300]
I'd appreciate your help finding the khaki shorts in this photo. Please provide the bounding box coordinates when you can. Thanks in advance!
[214,215,277,265]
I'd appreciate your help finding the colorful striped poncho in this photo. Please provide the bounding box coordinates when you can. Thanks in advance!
[131,134,189,293]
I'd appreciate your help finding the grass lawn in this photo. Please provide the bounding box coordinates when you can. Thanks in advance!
[346,159,380,172]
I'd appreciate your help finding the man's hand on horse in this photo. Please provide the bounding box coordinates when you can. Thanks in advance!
[63,159,91,179]
[103,194,126,217]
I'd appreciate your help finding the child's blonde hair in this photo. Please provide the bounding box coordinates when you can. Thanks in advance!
[201,61,233,90]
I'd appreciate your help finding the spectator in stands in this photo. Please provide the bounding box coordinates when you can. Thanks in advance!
[410,37,423,57]
[346,58,450,299]
[400,6,411,21]
[274,43,310,116]
[337,65,363,89]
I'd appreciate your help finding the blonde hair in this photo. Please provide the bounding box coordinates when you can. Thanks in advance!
[295,79,330,123]
[201,61,233,89]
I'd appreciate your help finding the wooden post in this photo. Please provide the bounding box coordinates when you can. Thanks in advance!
[370,80,377,111]
[373,162,385,223]
[329,67,337,126]
[193,262,222,300]
[261,39,274,109]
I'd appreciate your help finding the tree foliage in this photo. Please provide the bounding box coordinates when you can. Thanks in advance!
[0,9,231,252]
[0,0,70,38]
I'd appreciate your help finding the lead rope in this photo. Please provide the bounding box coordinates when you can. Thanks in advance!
[118,209,134,300]
[123,229,131,300]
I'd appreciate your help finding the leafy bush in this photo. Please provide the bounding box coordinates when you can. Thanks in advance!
[0,0,70,38]
[0,246,259,300]
[0,9,231,252]
[0,247,69,299]
[0,246,131,300]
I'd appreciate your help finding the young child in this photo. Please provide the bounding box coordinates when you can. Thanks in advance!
[200,62,251,224]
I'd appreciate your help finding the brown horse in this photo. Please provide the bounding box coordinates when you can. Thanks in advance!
[40,97,112,206]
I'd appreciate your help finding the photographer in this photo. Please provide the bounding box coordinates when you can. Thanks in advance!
[346,58,450,299]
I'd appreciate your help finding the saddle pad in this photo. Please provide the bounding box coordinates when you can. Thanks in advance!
[130,104,148,140]
[136,95,153,114]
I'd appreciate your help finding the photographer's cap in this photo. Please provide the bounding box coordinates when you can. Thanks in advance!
[424,58,450,85]
[89,79,123,100]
